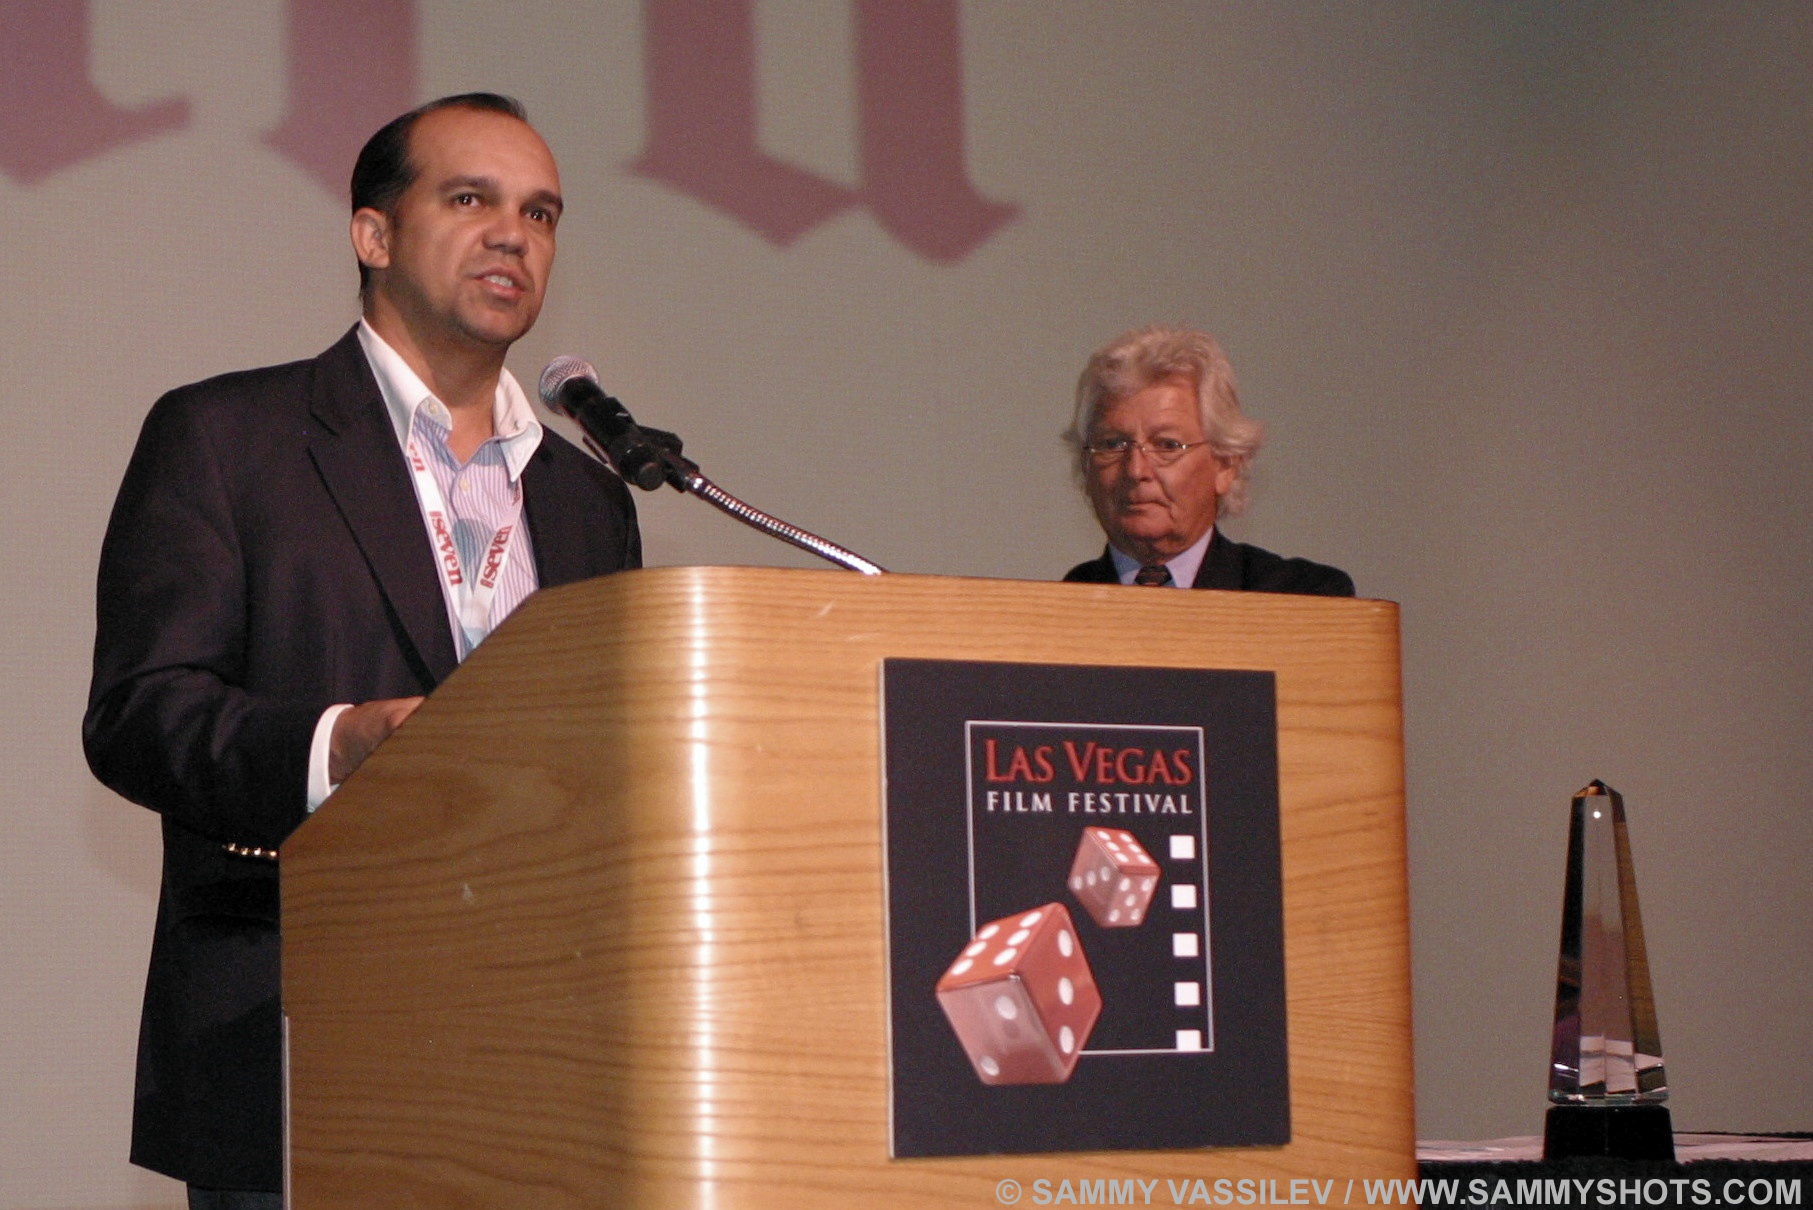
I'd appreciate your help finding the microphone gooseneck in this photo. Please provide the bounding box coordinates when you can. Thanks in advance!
[537,357,885,575]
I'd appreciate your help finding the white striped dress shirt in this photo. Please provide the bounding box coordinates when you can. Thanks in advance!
[305,322,548,808]
[359,319,543,653]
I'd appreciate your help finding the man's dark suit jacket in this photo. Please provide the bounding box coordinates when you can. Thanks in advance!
[1064,529,1354,596]
[83,327,641,1191]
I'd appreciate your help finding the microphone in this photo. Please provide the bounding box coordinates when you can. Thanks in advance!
[537,356,672,491]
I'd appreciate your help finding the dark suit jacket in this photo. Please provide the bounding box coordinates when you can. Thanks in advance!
[83,327,640,1190]
[1064,529,1354,596]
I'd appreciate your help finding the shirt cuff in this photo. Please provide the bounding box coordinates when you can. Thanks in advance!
[307,704,354,812]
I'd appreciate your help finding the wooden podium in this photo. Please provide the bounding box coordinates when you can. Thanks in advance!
[282,566,1413,1206]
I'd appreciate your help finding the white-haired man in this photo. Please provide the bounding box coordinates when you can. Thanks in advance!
[1064,326,1352,595]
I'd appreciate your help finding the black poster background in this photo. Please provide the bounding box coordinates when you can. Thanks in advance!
[882,659,1289,1158]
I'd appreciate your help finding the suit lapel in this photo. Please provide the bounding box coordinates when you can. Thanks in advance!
[1191,529,1244,591]
[304,328,461,687]
[520,443,592,588]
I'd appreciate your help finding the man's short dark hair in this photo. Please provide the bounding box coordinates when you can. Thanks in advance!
[350,92,529,295]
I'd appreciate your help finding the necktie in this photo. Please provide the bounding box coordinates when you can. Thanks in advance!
[1134,563,1173,587]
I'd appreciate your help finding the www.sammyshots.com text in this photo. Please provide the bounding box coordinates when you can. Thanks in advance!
[991,1176,1803,1206]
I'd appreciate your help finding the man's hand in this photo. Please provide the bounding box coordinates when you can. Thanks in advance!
[328,696,425,785]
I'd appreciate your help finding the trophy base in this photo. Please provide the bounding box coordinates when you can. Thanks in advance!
[1543,1103,1675,1162]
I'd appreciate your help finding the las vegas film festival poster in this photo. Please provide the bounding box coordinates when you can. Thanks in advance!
[881,660,1290,1158]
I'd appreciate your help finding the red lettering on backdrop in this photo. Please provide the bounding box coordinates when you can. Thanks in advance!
[632,0,847,248]
[5,2,1009,265]
[263,0,417,196]
[0,1,190,184]
[1,1,412,194]
[632,0,1017,262]
[853,0,1017,261]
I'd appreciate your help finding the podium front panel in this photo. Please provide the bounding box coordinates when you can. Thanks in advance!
[282,566,1412,1207]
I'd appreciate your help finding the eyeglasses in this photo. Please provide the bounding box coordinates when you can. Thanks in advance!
[1082,437,1209,466]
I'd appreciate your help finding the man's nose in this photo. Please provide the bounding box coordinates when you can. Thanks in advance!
[1122,442,1160,476]
[484,211,527,254]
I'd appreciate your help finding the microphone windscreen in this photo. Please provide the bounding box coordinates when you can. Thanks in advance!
[537,355,598,410]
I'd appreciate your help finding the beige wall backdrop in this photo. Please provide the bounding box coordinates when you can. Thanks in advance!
[4,2,1809,1206]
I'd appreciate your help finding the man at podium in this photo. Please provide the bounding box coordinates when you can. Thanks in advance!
[83,95,640,1208]
[1063,326,1353,596]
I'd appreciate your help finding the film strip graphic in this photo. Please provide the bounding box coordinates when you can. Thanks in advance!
[940,722,1212,1085]
[1079,823,1215,1057]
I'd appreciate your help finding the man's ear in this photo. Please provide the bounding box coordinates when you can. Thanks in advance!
[1213,456,1240,497]
[350,207,392,273]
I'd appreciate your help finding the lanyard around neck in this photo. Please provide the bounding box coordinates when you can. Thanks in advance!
[404,429,523,658]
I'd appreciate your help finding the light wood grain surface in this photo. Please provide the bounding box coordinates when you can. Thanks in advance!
[283,566,1413,1207]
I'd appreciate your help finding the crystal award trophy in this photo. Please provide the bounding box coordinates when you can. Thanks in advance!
[1544,780,1673,1161]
